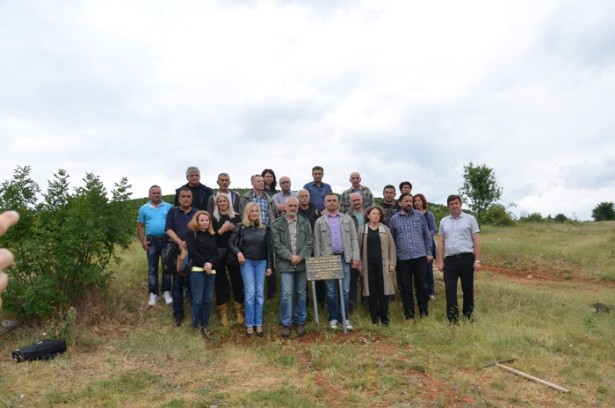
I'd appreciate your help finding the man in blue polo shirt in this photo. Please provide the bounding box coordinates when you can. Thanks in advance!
[166,187,197,327]
[137,185,173,307]
[303,166,333,212]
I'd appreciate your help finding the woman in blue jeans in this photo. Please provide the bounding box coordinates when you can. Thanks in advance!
[229,202,272,338]
[186,210,218,340]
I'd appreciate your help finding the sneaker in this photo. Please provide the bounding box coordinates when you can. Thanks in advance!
[280,326,290,338]
[296,325,306,337]
[429,294,436,300]
[174,315,183,327]
[148,293,158,307]
[328,320,338,330]
[345,320,353,330]
[201,327,211,340]
[163,291,173,305]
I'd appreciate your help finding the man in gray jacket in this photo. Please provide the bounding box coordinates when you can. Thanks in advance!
[272,197,313,337]
[313,193,360,330]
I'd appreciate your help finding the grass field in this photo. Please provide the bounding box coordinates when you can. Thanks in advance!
[1,221,614,407]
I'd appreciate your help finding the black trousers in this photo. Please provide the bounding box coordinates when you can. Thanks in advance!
[367,262,389,324]
[396,257,428,319]
[215,257,244,305]
[443,253,475,322]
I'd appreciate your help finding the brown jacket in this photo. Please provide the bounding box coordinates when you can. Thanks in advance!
[358,223,396,296]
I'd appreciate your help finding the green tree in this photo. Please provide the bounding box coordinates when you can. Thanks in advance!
[459,162,503,224]
[0,166,133,320]
[591,201,615,221]
[482,204,514,226]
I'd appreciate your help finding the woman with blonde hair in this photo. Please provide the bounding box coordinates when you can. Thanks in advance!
[212,193,244,326]
[186,210,218,339]
[228,202,273,337]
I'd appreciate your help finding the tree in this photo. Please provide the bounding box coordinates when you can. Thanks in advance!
[459,162,503,224]
[592,202,615,221]
[0,166,133,320]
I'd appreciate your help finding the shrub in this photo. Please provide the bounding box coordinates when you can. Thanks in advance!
[554,213,569,223]
[520,212,543,222]
[0,166,133,320]
[592,202,615,221]
[482,204,514,226]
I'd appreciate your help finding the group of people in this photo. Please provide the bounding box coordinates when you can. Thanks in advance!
[137,165,481,340]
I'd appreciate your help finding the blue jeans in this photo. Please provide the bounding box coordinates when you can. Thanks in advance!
[240,259,267,328]
[325,258,351,322]
[189,271,215,328]
[147,240,171,294]
[280,271,307,327]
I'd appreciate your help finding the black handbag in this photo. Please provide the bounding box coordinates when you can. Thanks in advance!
[12,339,67,362]
[161,243,179,275]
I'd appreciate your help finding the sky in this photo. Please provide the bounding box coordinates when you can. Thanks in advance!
[1,0,614,220]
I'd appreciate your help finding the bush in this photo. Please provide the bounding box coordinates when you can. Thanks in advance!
[0,166,133,320]
[520,212,543,222]
[482,204,514,226]
[592,202,615,221]
[554,213,569,223]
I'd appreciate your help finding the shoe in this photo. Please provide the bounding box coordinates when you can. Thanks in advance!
[328,320,338,330]
[381,320,390,327]
[345,320,353,330]
[148,293,158,307]
[246,327,254,337]
[280,326,290,338]
[174,315,182,327]
[201,327,211,340]
[429,294,435,300]
[256,326,264,337]
[296,325,306,337]
[234,302,245,325]
[163,291,173,305]
[217,304,229,327]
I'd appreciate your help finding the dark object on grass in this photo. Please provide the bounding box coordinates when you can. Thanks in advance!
[592,303,611,313]
[12,339,67,362]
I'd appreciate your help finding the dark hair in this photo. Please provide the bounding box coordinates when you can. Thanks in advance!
[399,181,412,191]
[413,193,429,210]
[179,187,192,195]
[261,168,277,192]
[447,194,462,205]
[312,165,324,173]
[383,184,396,194]
[398,193,413,203]
[365,205,386,223]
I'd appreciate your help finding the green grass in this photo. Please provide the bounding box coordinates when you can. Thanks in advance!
[1,221,615,406]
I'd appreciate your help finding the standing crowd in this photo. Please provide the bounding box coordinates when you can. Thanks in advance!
[136,166,481,340]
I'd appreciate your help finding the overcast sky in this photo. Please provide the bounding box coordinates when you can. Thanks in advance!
[1,0,614,220]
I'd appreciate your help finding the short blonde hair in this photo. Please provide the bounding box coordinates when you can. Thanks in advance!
[241,202,264,228]
[188,210,215,234]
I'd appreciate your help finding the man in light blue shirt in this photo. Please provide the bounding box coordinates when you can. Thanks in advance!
[137,185,172,307]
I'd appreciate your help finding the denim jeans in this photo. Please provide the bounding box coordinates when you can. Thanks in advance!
[147,240,171,294]
[325,257,351,322]
[240,259,267,328]
[189,271,215,328]
[280,271,307,327]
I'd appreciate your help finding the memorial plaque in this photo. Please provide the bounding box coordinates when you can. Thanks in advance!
[306,255,343,281]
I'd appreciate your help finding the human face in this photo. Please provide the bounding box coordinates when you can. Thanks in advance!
[286,199,299,218]
[325,195,339,213]
[149,187,162,204]
[197,214,210,231]
[279,177,291,192]
[179,191,193,209]
[297,191,310,207]
[312,169,323,183]
[187,172,200,187]
[400,195,413,213]
[350,172,361,188]
[248,205,260,222]
[367,208,381,223]
[252,176,264,191]
[383,188,395,204]
[413,196,424,210]
[350,195,362,211]
[448,199,462,218]
[217,175,230,191]
[263,172,274,187]
[401,184,412,194]
[217,196,229,213]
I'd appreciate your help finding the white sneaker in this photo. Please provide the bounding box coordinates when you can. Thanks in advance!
[328,320,338,329]
[163,291,173,305]
[148,293,158,307]
[429,294,436,300]
[345,320,353,330]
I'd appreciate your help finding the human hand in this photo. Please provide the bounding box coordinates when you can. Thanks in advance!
[265,268,272,276]
[237,252,245,265]
[0,211,20,308]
